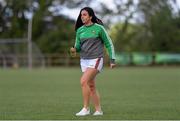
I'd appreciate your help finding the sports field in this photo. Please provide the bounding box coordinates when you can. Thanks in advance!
[0,67,180,120]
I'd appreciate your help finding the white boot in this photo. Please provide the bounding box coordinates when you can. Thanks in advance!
[76,108,90,116]
[93,110,103,116]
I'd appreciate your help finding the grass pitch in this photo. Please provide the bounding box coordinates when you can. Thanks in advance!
[0,67,180,120]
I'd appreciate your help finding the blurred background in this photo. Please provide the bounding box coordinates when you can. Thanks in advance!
[0,0,180,69]
[0,1,180,120]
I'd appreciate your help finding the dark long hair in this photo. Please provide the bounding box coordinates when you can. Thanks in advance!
[75,7,103,31]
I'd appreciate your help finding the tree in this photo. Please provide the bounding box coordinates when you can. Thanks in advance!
[110,0,180,53]
[137,0,180,52]
[0,0,76,54]
[0,0,28,38]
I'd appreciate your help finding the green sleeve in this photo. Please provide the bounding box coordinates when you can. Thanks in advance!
[100,26,116,62]
[74,32,81,52]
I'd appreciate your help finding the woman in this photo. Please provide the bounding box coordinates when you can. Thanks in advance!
[70,7,116,116]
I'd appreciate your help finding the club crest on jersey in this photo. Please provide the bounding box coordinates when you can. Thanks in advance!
[91,30,96,34]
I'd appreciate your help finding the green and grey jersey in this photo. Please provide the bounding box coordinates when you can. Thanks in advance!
[75,23,116,63]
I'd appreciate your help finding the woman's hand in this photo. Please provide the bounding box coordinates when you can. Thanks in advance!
[70,47,76,57]
[110,63,116,69]
[110,59,116,69]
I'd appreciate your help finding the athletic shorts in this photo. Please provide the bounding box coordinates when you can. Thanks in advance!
[80,58,103,72]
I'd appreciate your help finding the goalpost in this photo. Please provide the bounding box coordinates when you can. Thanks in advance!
[0,38,45,69]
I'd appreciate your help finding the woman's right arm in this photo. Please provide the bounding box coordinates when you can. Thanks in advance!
[74,32,81,52]
[70,32,81,57]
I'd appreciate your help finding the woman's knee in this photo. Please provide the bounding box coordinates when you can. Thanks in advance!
[80,77,88,87]
[88,82,96,93]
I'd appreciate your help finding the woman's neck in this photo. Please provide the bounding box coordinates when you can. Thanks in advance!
[84,21,93,26]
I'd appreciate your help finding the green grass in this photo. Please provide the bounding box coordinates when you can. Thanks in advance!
[0,67,180,120]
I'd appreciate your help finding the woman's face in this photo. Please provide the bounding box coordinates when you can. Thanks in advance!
[81,10,92,25]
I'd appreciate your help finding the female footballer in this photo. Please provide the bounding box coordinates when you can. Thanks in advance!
[70,7,116,116]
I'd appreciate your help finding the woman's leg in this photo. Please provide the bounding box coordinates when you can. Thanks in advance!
[80,75,90,109]
[88,79,101,111]
[80,68,99,109]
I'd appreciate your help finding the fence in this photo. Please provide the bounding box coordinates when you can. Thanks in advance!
[0,53,180,68]
[115,52,180,66]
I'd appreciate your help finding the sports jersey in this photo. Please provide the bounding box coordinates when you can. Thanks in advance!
[75,23,116,63]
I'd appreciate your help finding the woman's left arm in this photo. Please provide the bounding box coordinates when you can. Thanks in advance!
[100,26,116,67]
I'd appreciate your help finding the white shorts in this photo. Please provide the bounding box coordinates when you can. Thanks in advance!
[80,58,103,72]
